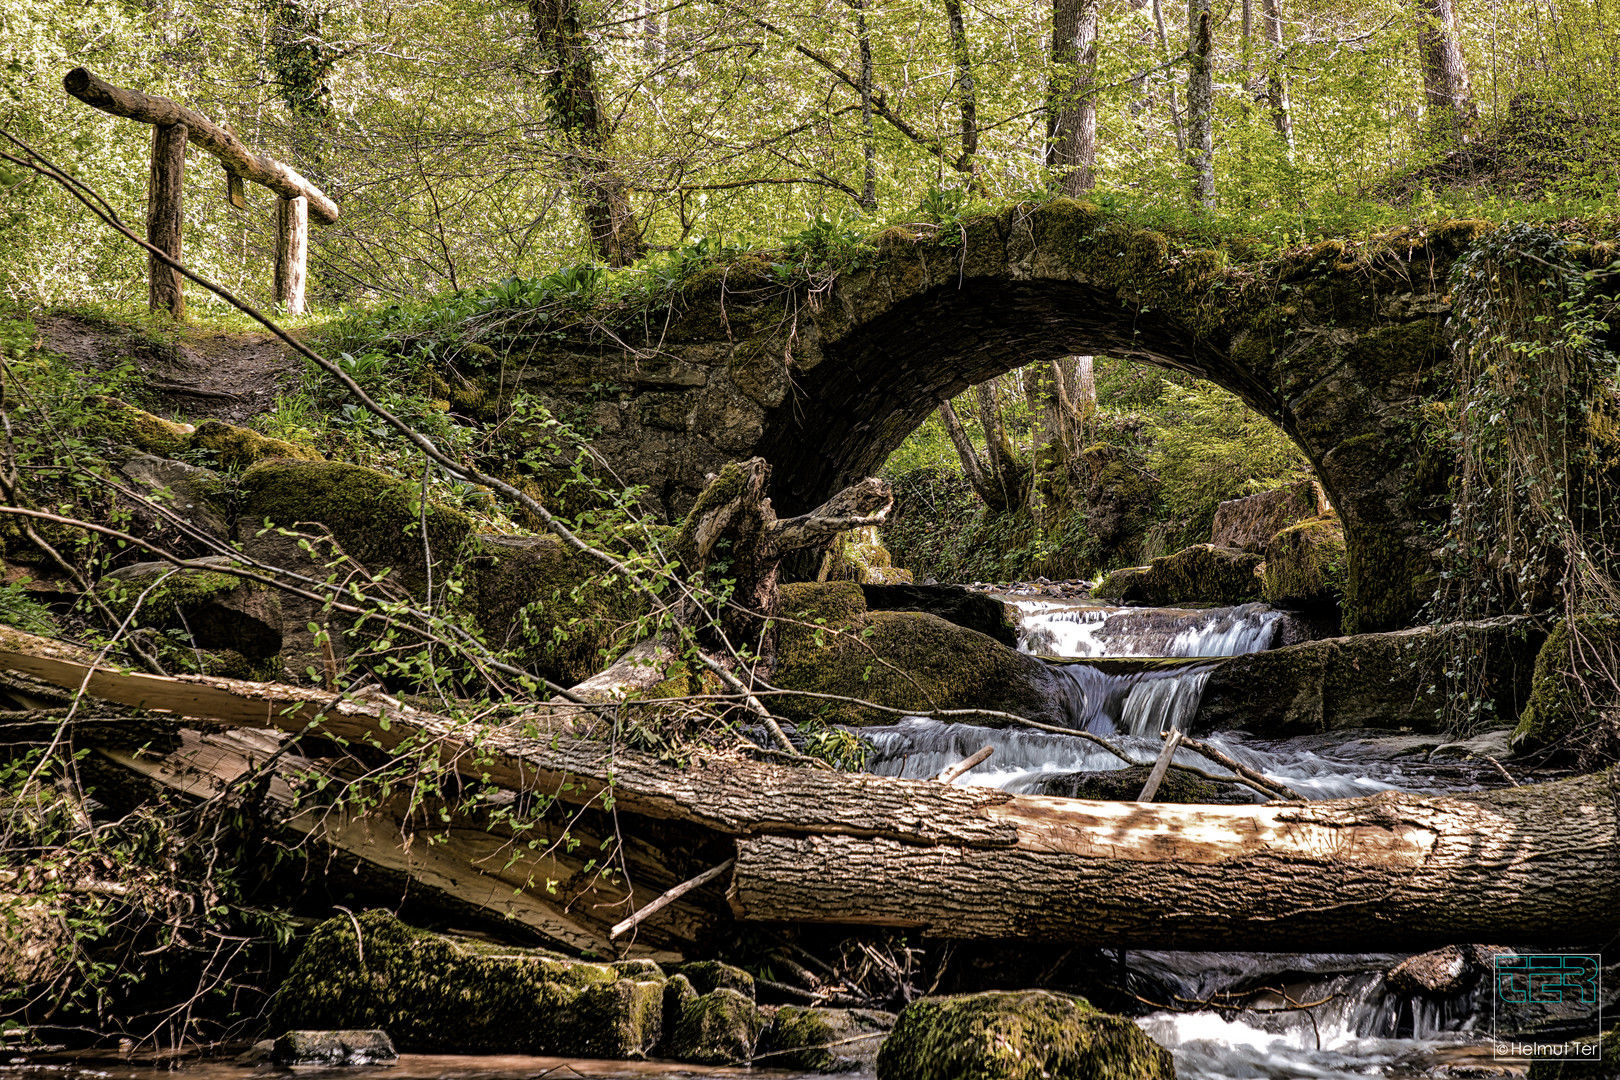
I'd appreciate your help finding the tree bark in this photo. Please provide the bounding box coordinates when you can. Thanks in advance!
[1186,0,1216,207]
[528,0,644,265]
[64,67,338,223]
[936,397,1005,511]
[854,0,878,210]
[1048,0,1103,195]
[675,459,892,667]
[274,195,309,314]
[941,0,980,175]
[5,628,1619,954]
[1414,0,1478,145]
[729,774,1620,950]
[1259,0,1295,150]
[147,123,187,319]
[974,380,1021,511]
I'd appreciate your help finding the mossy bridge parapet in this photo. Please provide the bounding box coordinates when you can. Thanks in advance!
[491,200,1487,633]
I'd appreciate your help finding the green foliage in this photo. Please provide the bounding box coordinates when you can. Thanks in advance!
[1144,383,1312,551]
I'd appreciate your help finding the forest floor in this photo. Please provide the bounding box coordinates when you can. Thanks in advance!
[39,313,297,424]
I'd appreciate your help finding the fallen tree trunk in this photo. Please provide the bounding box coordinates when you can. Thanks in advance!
[5,626,1618,952]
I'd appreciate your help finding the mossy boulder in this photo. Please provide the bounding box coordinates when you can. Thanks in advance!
[820,526,914,585]
[761,1006,896,1072]
[773,582,1066,727]
[1095,544,1262,606]
[1200,617,1545,735]
[665,986,762,1065]
[1210,481,1325,553]
[1078,444,1158,568]
[669,960,755,998]
[466,534,649,686]
[189,419,322,469]
[875,990,1175,1080]
[1512,616,1620,759]
[1262,513,1346,610]
[83,395,193,457]
[860,584,1018,647]
[237,459,476,595]
[98,559,283,661]
[270,910,665,1058]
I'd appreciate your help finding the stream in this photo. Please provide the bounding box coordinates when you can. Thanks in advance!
[861,591,1538,1079]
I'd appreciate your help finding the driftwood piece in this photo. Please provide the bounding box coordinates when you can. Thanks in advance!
[64,67,339,223]
[1135,728,1183,802]
[936,745,994,784]
[1173,730,1304,802]
[5,626,1619,952]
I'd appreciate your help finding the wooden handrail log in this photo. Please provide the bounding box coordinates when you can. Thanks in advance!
[63,67,339,223]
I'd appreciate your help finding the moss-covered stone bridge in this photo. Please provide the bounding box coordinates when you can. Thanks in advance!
[488,201,1486,633]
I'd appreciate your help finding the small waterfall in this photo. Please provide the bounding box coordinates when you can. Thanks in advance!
[1133,952,1486,1079]
[1015,600,1291,659]
[1050,662,1214,736]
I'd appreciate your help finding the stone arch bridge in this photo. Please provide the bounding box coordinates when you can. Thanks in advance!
[493,200,1487,633]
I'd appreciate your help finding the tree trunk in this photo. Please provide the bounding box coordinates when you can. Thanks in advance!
[674,459,892,668]
[941,0,979,175]
[1261,0,1295,150]
[854,0,877,210]
[1186,0,1216,207]
[974,380,1020,511]
[274,195,309,314]
[729,775,1620,951]
[528,0,644,265]
[1048,0,1103,195]
[1150,0,1188,153]
[936,398,1005,511]
[146,123,187,319]
[1414,0,1478,145]
[6,629,1619,954]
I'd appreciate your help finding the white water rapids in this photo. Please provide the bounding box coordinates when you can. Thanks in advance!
[856,593,1512,1078]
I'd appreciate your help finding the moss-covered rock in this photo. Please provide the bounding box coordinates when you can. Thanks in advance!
[875,990,1175,1080]
[270,910,665,1058]
[1262,513,1346,610]
[670,960,755,999]
[98,559,283,660]
[666,987,762,1065]
[761,1007,896,1072]
[860,584,1018,647]
[189,419,322,469]
[773,582,1065,727]
[820,526,914,585]
[1094,545,1262,606]
[467,534,649,686]
[1512,616,1620,758]
[1210,481,1325,553]
[237,459,475,595]
[1200,617,1545,735]
[83,395,193,457]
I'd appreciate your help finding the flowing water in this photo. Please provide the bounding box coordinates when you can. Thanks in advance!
[861,592,1531,1079]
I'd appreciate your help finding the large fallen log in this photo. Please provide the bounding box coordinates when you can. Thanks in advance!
[5,626,1618,953]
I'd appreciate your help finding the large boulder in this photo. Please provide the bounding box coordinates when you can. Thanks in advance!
[773,582,1068,727]
[1094,544,1262,606]
[1210,481,1326,553]
[1262,512,1346,611]
[761,1007,895,1072]
[270,910,666,1058]
[875,990,1175,1080]
[1511,616,1620,761]
[1199,617,1545,735]
[860,583,1018,647]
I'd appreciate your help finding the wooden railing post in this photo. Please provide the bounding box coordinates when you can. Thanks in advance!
[274,195,308,314]
[146,122,187,318]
